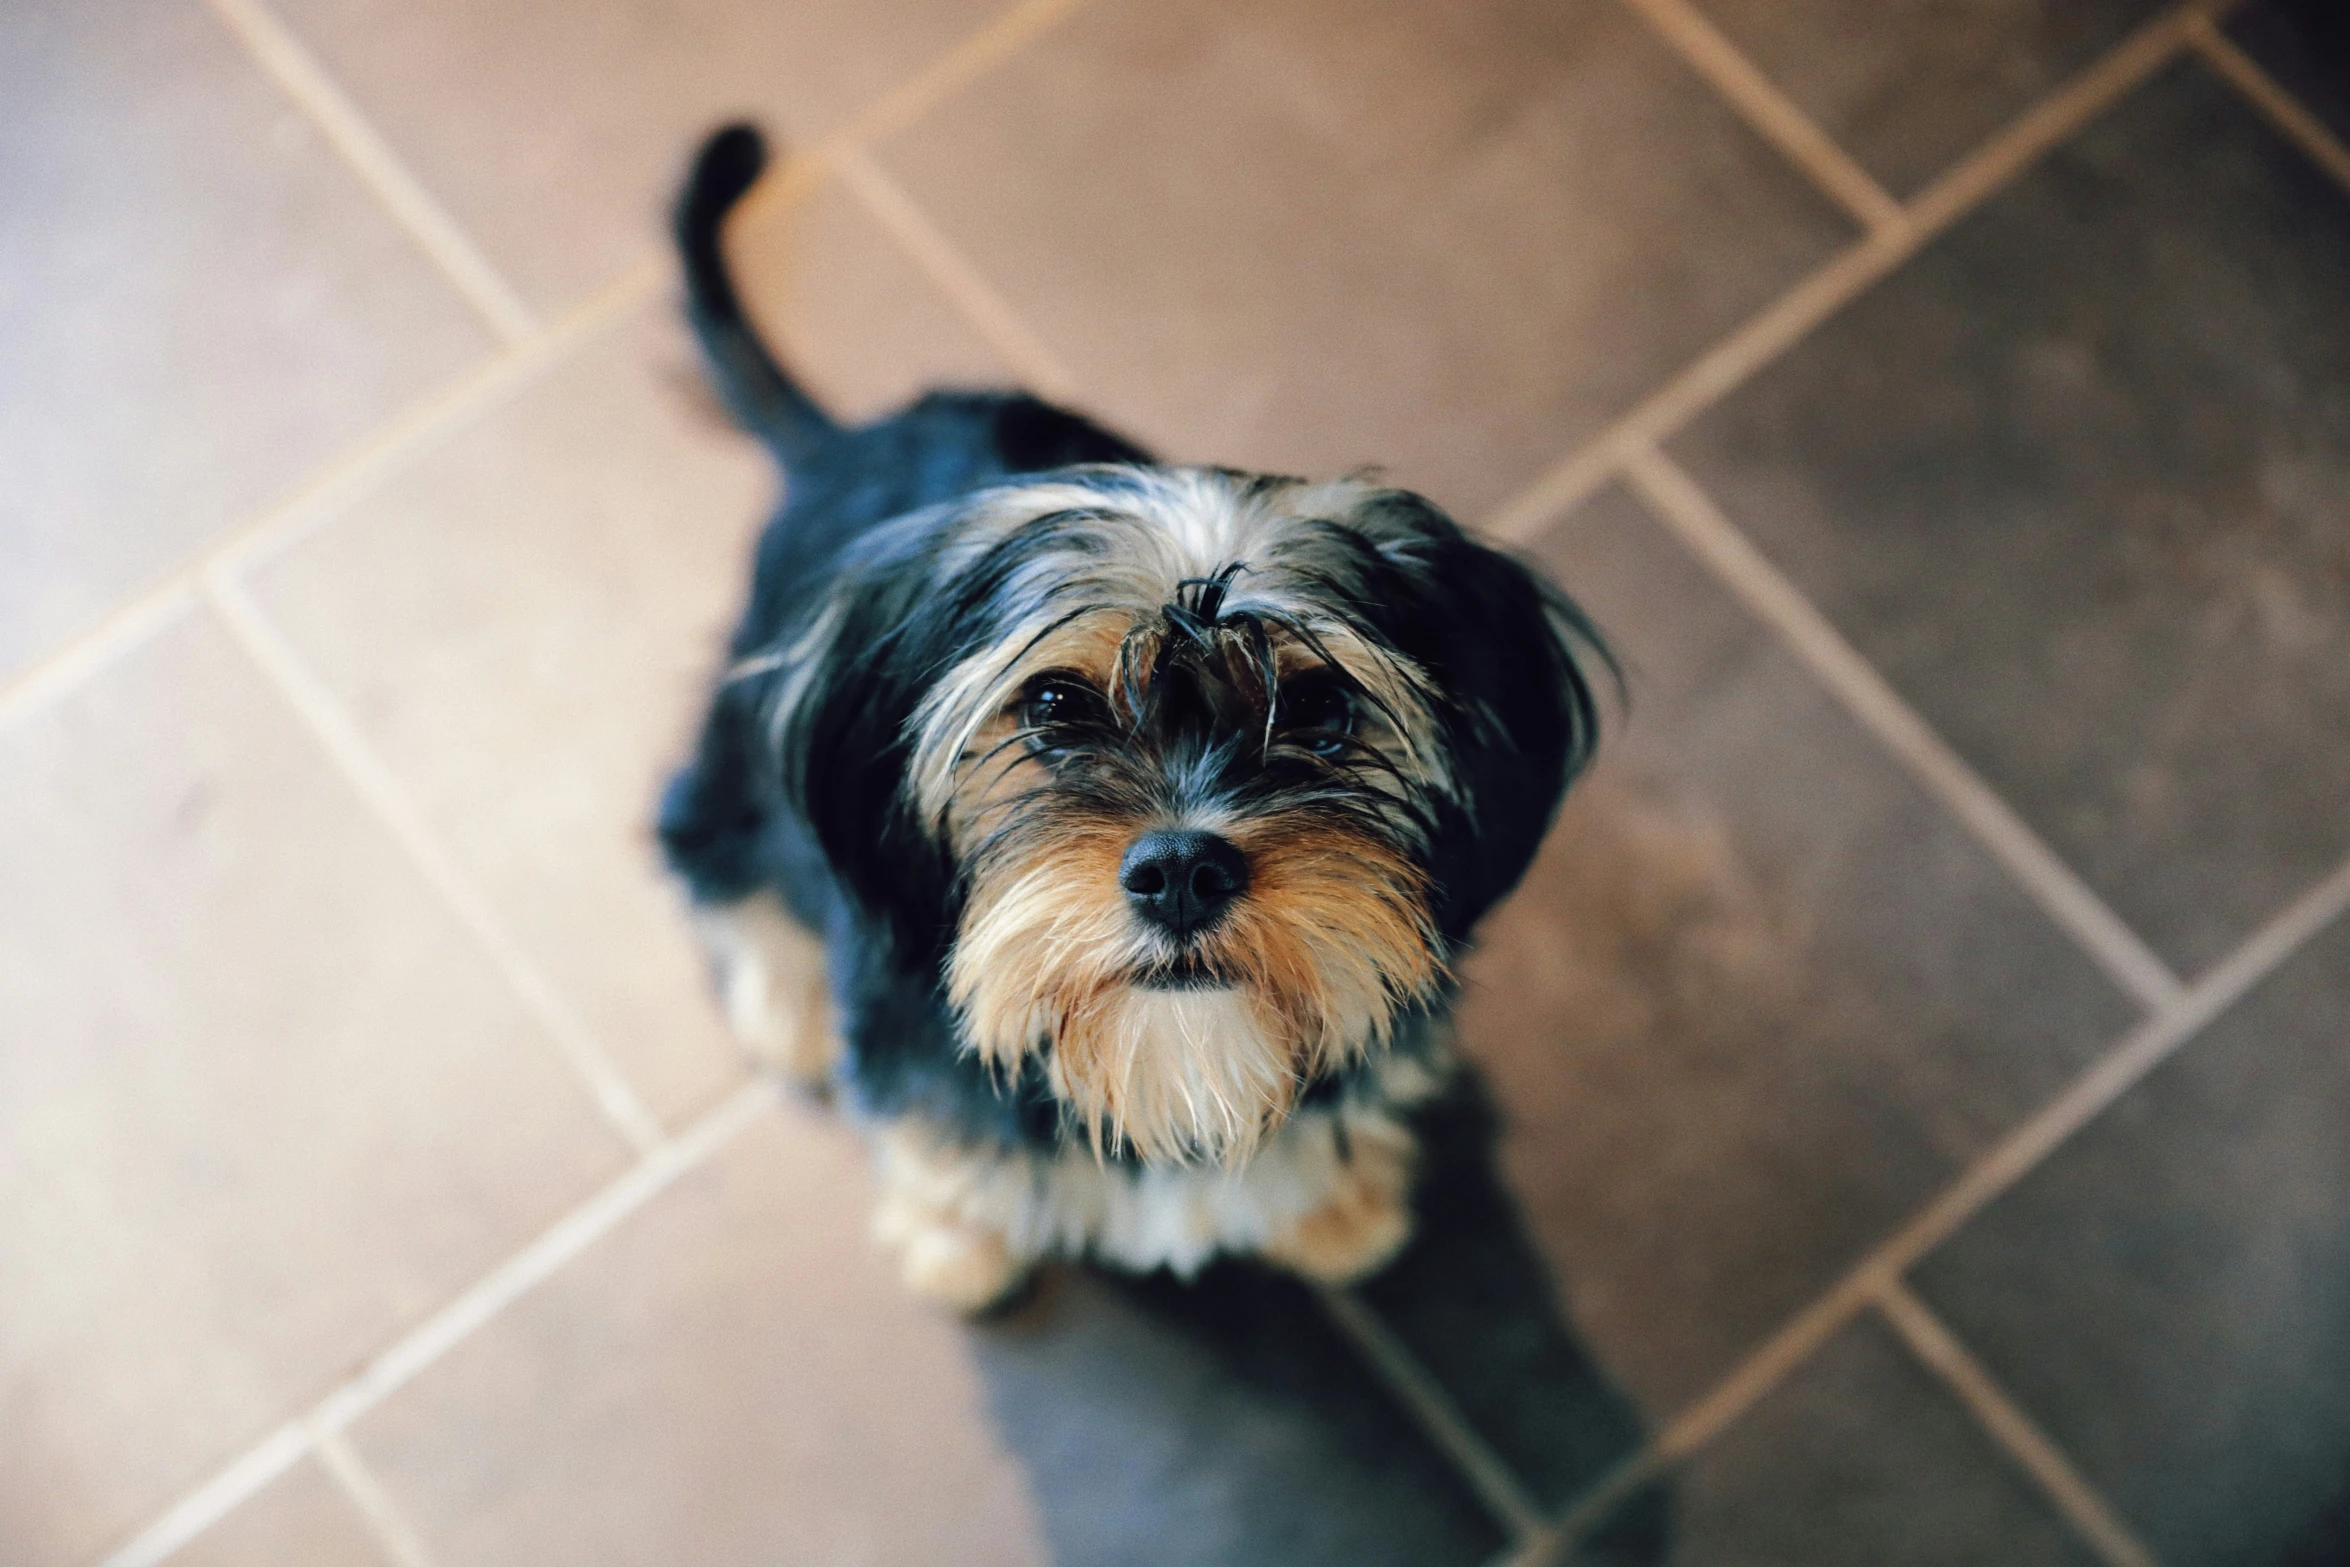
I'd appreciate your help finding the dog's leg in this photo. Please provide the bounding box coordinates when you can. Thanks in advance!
[1258,1116,1418,1285]
[690,892,839,1090]
[870,1124,1034,1313]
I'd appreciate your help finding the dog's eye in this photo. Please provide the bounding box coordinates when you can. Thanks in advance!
[1278,672,1357,756]
[1018,674,1109,735]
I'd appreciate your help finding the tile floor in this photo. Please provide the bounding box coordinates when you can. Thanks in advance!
[4,0,2347,1563]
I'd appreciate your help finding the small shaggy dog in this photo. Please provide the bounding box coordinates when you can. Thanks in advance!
[659,125,1606,1310]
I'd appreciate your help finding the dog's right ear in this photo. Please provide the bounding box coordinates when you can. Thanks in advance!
[757,523,962,961]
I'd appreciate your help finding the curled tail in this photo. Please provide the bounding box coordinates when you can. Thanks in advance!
[674,124,837,467]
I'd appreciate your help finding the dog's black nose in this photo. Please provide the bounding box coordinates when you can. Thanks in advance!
[1120,830,1249,940]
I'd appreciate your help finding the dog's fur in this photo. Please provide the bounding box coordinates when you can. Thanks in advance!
[659,125,1606,1309]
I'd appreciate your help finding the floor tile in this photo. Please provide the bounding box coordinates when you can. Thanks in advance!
[252,309,816,1125]
[872,0,1855,519]
[346,1107,1046,1566]
[0,0,488,688]
[0,616,628,1565]
[1356,1078,1654,1517]
[1912,912,2350,1566]
[1671,61,2350,975]
[1590,1316,2098,1567]
[1452,486,2131,1418]
[173,1459,388,1567]
[1685,0,2165,196]
[2228,0,2350,149]
[974,1264,1506,1566]
[729,174,1019,423]
[270,0,1006,315]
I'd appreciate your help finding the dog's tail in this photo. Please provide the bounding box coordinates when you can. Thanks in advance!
[674,123,837,467]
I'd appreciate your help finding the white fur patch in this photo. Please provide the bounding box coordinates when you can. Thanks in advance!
[1070,985,1292,1162]
[873,1046,1449,1277]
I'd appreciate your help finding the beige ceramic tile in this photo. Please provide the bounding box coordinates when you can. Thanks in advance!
[0,0,489,687]
[250,307,780,1127]
[0,615,628,1565]
[172,1459,390,1567]
[348,1108,1049,1566]
[270,0,1014,315]
[872,0,1856,518]
[732,174,1018,422]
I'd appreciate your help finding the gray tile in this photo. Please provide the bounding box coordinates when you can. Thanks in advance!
[975,1263,1508,1566]
[347,1107,1049,1567]
[0,616,627,1565]
[1605,1316,2098,1567]
[2228,0,2350,149]
[253,309,788,1126]
[270,0,1007,315]
[1356,1080,1653,1516]
[173,1459,389,1567]
[1672,62,2350,974]
[0,0,489,687]
[1687,0,2165,196]
[874,0,1856,519]
[1458,486,2130,1418]
[1912,912,2350,1566]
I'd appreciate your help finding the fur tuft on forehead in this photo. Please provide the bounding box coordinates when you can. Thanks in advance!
[899,468,1457,827]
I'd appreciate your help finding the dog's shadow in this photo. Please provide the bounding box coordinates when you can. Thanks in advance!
[963,1072,1670,1565]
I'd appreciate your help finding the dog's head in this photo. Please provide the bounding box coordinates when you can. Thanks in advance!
[762,467,1604,1163]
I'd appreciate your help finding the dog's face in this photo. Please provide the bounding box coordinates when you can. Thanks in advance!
[767,468,1600,1164]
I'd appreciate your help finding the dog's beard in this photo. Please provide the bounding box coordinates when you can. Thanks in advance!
[947,812,1441,1165]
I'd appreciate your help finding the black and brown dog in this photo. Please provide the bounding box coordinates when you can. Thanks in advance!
[658,124,1607,1310]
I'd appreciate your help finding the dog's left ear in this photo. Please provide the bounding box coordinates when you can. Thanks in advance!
[1410,530,1609,940]
[760,529,962,961]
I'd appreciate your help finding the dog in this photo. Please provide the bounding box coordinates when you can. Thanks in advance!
[658,125,1607,1311]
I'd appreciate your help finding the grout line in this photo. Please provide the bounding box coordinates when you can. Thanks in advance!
[730,0,1098,238]
[0,259,662,744]
[95,1080,777,1567]
[2186,15,2350,197]
[1619,446,2184,1012]
[202,574,668,1155]
[1489,1448,1669,1567]
[826,0,1096,163]
[1479,0,2210,548]
[1616,0,1905,235]
[1535,847,2350,1557]
[95,1423,311,1567]
[0,585,200,737]
[310,1080,777,1435]
[205,0,538,345]
[1905,0,2237,238]
[1874,1283,2157,1567]
[831,146,1084,401]
[311,1430,441,1567]
[1315,1287,1553,1542]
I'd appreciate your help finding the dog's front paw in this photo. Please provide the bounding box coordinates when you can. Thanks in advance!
[871,1126,1034,1313]
[1259,1132,1417,1284]
[690,894,838,1091]
[887,1211,1031,1314]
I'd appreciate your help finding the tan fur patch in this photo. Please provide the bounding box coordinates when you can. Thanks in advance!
[949,813,1439,1165]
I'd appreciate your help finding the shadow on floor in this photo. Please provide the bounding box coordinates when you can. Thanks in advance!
[964,1071,1669,1565]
